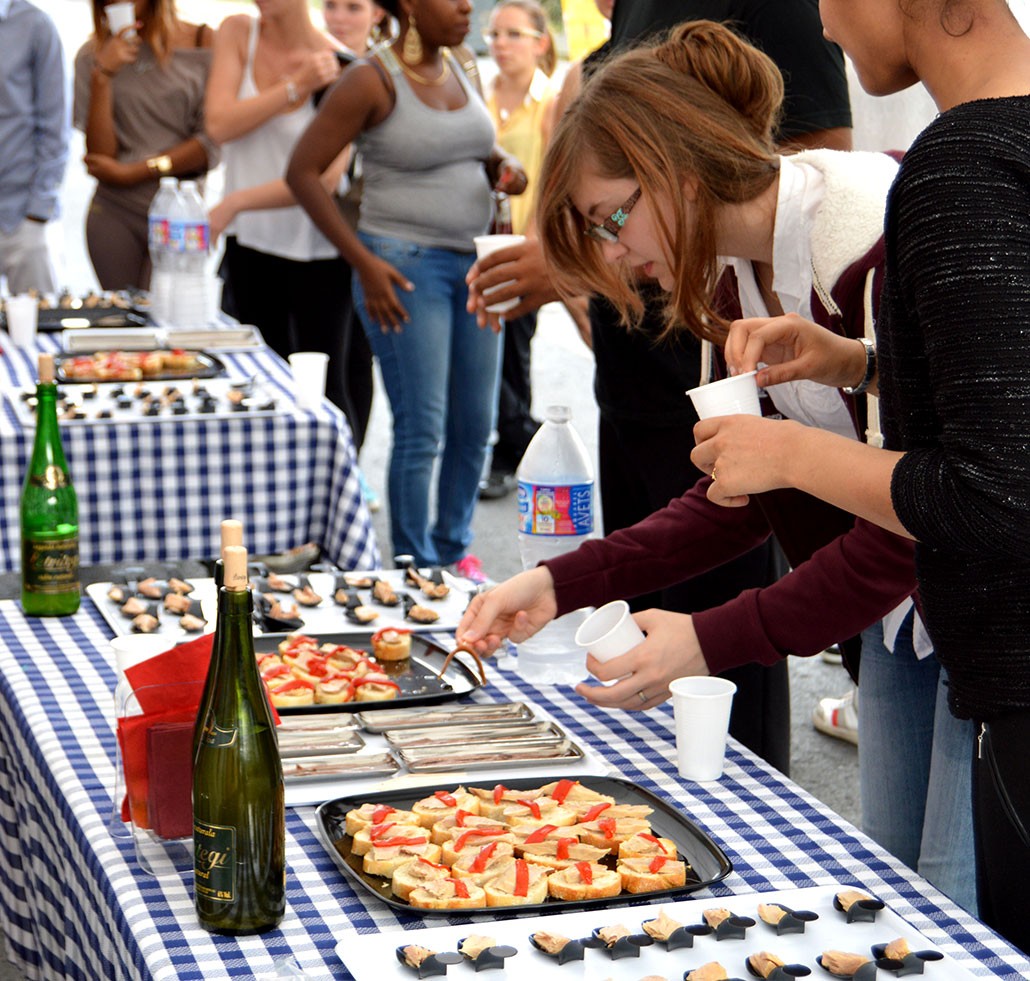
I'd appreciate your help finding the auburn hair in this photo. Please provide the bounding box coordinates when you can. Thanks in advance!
[537,20,783,342]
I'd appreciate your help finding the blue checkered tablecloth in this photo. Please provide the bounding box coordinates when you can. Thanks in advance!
[0,600,1027,981]
[0,335,380,573]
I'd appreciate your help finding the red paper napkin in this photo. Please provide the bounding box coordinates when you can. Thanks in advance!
[124,633,216,713]
[116,633,279,833]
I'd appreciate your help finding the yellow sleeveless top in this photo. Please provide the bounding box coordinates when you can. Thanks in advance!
[487,68,556,234]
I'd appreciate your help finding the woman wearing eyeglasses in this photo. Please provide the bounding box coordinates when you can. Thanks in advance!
[479,0,558,498]
[458,19,977,913]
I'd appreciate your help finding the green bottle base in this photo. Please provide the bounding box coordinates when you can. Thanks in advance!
[20,592,81,617]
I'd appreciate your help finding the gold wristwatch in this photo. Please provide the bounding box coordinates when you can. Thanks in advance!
[146,154,173,177]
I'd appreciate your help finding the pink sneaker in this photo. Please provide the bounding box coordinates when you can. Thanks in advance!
[451,554,488,586]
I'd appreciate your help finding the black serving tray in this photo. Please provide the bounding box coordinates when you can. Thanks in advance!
[315,774,732,916]
[40,309,151,331]
[54,349,225,383]
[255,631,484,716]
[1,299,151,333]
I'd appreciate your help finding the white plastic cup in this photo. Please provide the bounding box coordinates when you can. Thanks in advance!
[288,352,329,410]
[110,634,170,679]
[105,1,137,36]
[685,371,761,419]
[574,599,645,663]
[668,676,737,782]
[473,234,526,313]
[5,294,38,347]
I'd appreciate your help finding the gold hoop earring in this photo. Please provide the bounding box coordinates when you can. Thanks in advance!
[402,16,423,64]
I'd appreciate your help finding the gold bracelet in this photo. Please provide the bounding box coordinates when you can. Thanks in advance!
[146,154,173,177]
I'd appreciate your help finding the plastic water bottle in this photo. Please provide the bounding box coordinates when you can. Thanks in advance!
[147,177,179,322]
[172,179,210,326]
[515,405,595,685]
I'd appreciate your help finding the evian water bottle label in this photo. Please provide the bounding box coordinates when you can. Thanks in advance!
[517,481,593,535]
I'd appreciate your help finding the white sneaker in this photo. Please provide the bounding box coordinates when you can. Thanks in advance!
[812,688,859,745]
[820,645,843,665]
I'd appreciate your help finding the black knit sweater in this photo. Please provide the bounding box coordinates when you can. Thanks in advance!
[879,96,1030,720]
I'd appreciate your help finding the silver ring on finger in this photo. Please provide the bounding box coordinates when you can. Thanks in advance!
[637,690,648,704]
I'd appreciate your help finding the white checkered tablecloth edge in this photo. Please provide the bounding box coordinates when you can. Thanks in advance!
[0,603,1028,979]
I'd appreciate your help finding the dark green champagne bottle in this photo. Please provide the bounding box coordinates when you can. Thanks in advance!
[20,353,80,616]
[193,518,244,761]
[193,545,285,934]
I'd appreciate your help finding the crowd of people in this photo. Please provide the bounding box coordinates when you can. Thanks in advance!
[4,0,1030,954]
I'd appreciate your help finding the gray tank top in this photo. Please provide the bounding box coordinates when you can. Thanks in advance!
[357,46,495,251]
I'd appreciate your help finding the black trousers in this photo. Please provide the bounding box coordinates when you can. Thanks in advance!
[599,412,792,775]
[221,237,373,449]
[491,310,541,475]
[974,710,1030,954]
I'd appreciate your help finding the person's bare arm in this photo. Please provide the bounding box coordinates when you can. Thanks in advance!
[286,59,413,331]
[84,30,139,155]
[691,415,909,537]
[205,15,340,145]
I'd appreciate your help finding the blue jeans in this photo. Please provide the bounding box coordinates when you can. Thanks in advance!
[353,233,501,565]
[858,614,977,914]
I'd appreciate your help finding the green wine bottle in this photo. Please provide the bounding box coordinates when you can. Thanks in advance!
[193,518,244,762]
[193,545,285,934]
[20,353,80,616]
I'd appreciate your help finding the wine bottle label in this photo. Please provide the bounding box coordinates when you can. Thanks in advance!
[201,723,238,748]
[194,820,236,902]
[517,481,594,535]
[28,466,69,491]
[22,537,79,593]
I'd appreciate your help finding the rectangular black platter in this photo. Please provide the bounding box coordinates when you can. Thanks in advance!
[0,305,151,332]
[54,349,225,383]
[315,774,732,916]
[255,631,483,716]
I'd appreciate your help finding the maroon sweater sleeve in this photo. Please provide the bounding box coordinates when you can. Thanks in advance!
[693,518,917,673]
[544,477,773,613]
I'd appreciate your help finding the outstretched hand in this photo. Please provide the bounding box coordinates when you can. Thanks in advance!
[455,566,558,655]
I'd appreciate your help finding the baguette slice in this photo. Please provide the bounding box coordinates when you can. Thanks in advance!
[618,854,687,893]
[618,832,679,860]
[345,804,420,838]
[411,787,481,827]
[547,862,623,901]
[483,859,550,906]
[391,856,452,901]
[469,784,545,820]
[363,838,442,876]
[538,779,615,805]
[449,842,517,886]
[575,816,652,852]
[520,837,610,871]
[351,821,425,857]
[500,796,578,828]
[441,826,518,866]
[430,812,507,846]
[408,876,487,910]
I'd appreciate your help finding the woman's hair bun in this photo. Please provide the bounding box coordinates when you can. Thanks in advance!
[654,21,783,141]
